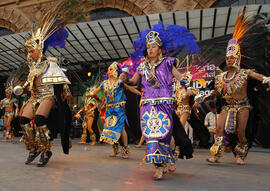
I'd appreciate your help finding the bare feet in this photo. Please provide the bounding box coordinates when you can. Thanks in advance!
[153,167,164,180]
[168,163,176,172]
[109,145,119,157]
[122,154,129,159]
[135,145,142,148]
[236,156,245,165]
[206,156,220,163]
[121,146,129,159]
[89,141,96,146]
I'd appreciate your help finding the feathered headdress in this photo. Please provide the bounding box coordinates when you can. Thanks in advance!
[109,61,119,78]
[226,9,254,71]
[130,21,200,63]
[5,63,29,95]
[25,0,98,61]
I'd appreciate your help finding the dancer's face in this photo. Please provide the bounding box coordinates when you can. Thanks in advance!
[226,56,236,68]
[108,66,115,78]
[28,48,40,62]
[147,43,161,60]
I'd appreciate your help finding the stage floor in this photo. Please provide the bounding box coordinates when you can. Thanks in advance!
[0,138,270,191]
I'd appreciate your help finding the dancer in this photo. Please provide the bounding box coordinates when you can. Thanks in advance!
[204,11,270,165]
[75,90,98,145]
[0,86,18,142]
[88,62,141,159]
[175,72,198,128]
[121,21,199,180]
[18,0,98,167]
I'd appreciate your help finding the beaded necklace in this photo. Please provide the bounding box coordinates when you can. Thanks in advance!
[215,69,250,98]
[104,79,119,102]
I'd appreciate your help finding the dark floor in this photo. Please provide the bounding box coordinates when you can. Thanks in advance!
[0,138,270,191]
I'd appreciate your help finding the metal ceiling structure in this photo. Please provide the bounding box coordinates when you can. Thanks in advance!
[0,4,270,80]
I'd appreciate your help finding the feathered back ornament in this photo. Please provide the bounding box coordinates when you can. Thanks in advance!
[25,0,98,55]
[130,21,199,63]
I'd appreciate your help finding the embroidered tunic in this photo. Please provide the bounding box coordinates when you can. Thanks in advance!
[99,79,127,144]
[137,57,175,164]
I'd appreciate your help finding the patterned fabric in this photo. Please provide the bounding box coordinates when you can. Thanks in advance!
[138,57,175,164]
[175,104,191,116]
[99,80,127,144]
[223,99,251,134]
[215,69,250,101]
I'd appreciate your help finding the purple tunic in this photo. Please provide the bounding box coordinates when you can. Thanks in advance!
[137,57,175,164]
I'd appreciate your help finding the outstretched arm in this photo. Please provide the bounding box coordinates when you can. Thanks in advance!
[124,83,141,96]
[203,90,219,102]
[187,87,198,97]
[193,89,219,108]
[86,86,101,97]
[75,107,84,118]
[172,66,183,81]
[120,73,141,86]
[249,71,270,87]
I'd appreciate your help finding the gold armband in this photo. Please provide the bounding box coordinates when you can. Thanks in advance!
[262,76,270,84]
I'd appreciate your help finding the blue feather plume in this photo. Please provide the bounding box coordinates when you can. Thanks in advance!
[43,28,69,53]
[130,21,199,63]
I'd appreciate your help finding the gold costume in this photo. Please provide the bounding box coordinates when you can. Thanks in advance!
[215,69,252,134]
[0,97,17,141]
[4,111,14,118]
[210,69,252,159]
[78,96,98,144]
[0,98,16,118]
[21,57,70,152]
[175,85,197,117]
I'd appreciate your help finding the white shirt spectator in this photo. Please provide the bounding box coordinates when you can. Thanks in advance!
[204,112,218,133]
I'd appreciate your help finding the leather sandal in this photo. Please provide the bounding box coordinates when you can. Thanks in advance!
[25,149,41,165]
[37,151,52,167]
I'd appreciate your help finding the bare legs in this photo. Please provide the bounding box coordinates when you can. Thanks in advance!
[207,107,250,164]
[87,116,96,146]
[121,126,128,147]
[2,114,14,142]
[235,108,249,165]
[135,135,145,148]
[120,126,129,159]
[110,125,129,158]
[79,115,97,145]
[180,112,189,129]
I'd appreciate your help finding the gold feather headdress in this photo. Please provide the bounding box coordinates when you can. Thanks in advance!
[226,9,254,71]
[25,0,98,61]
